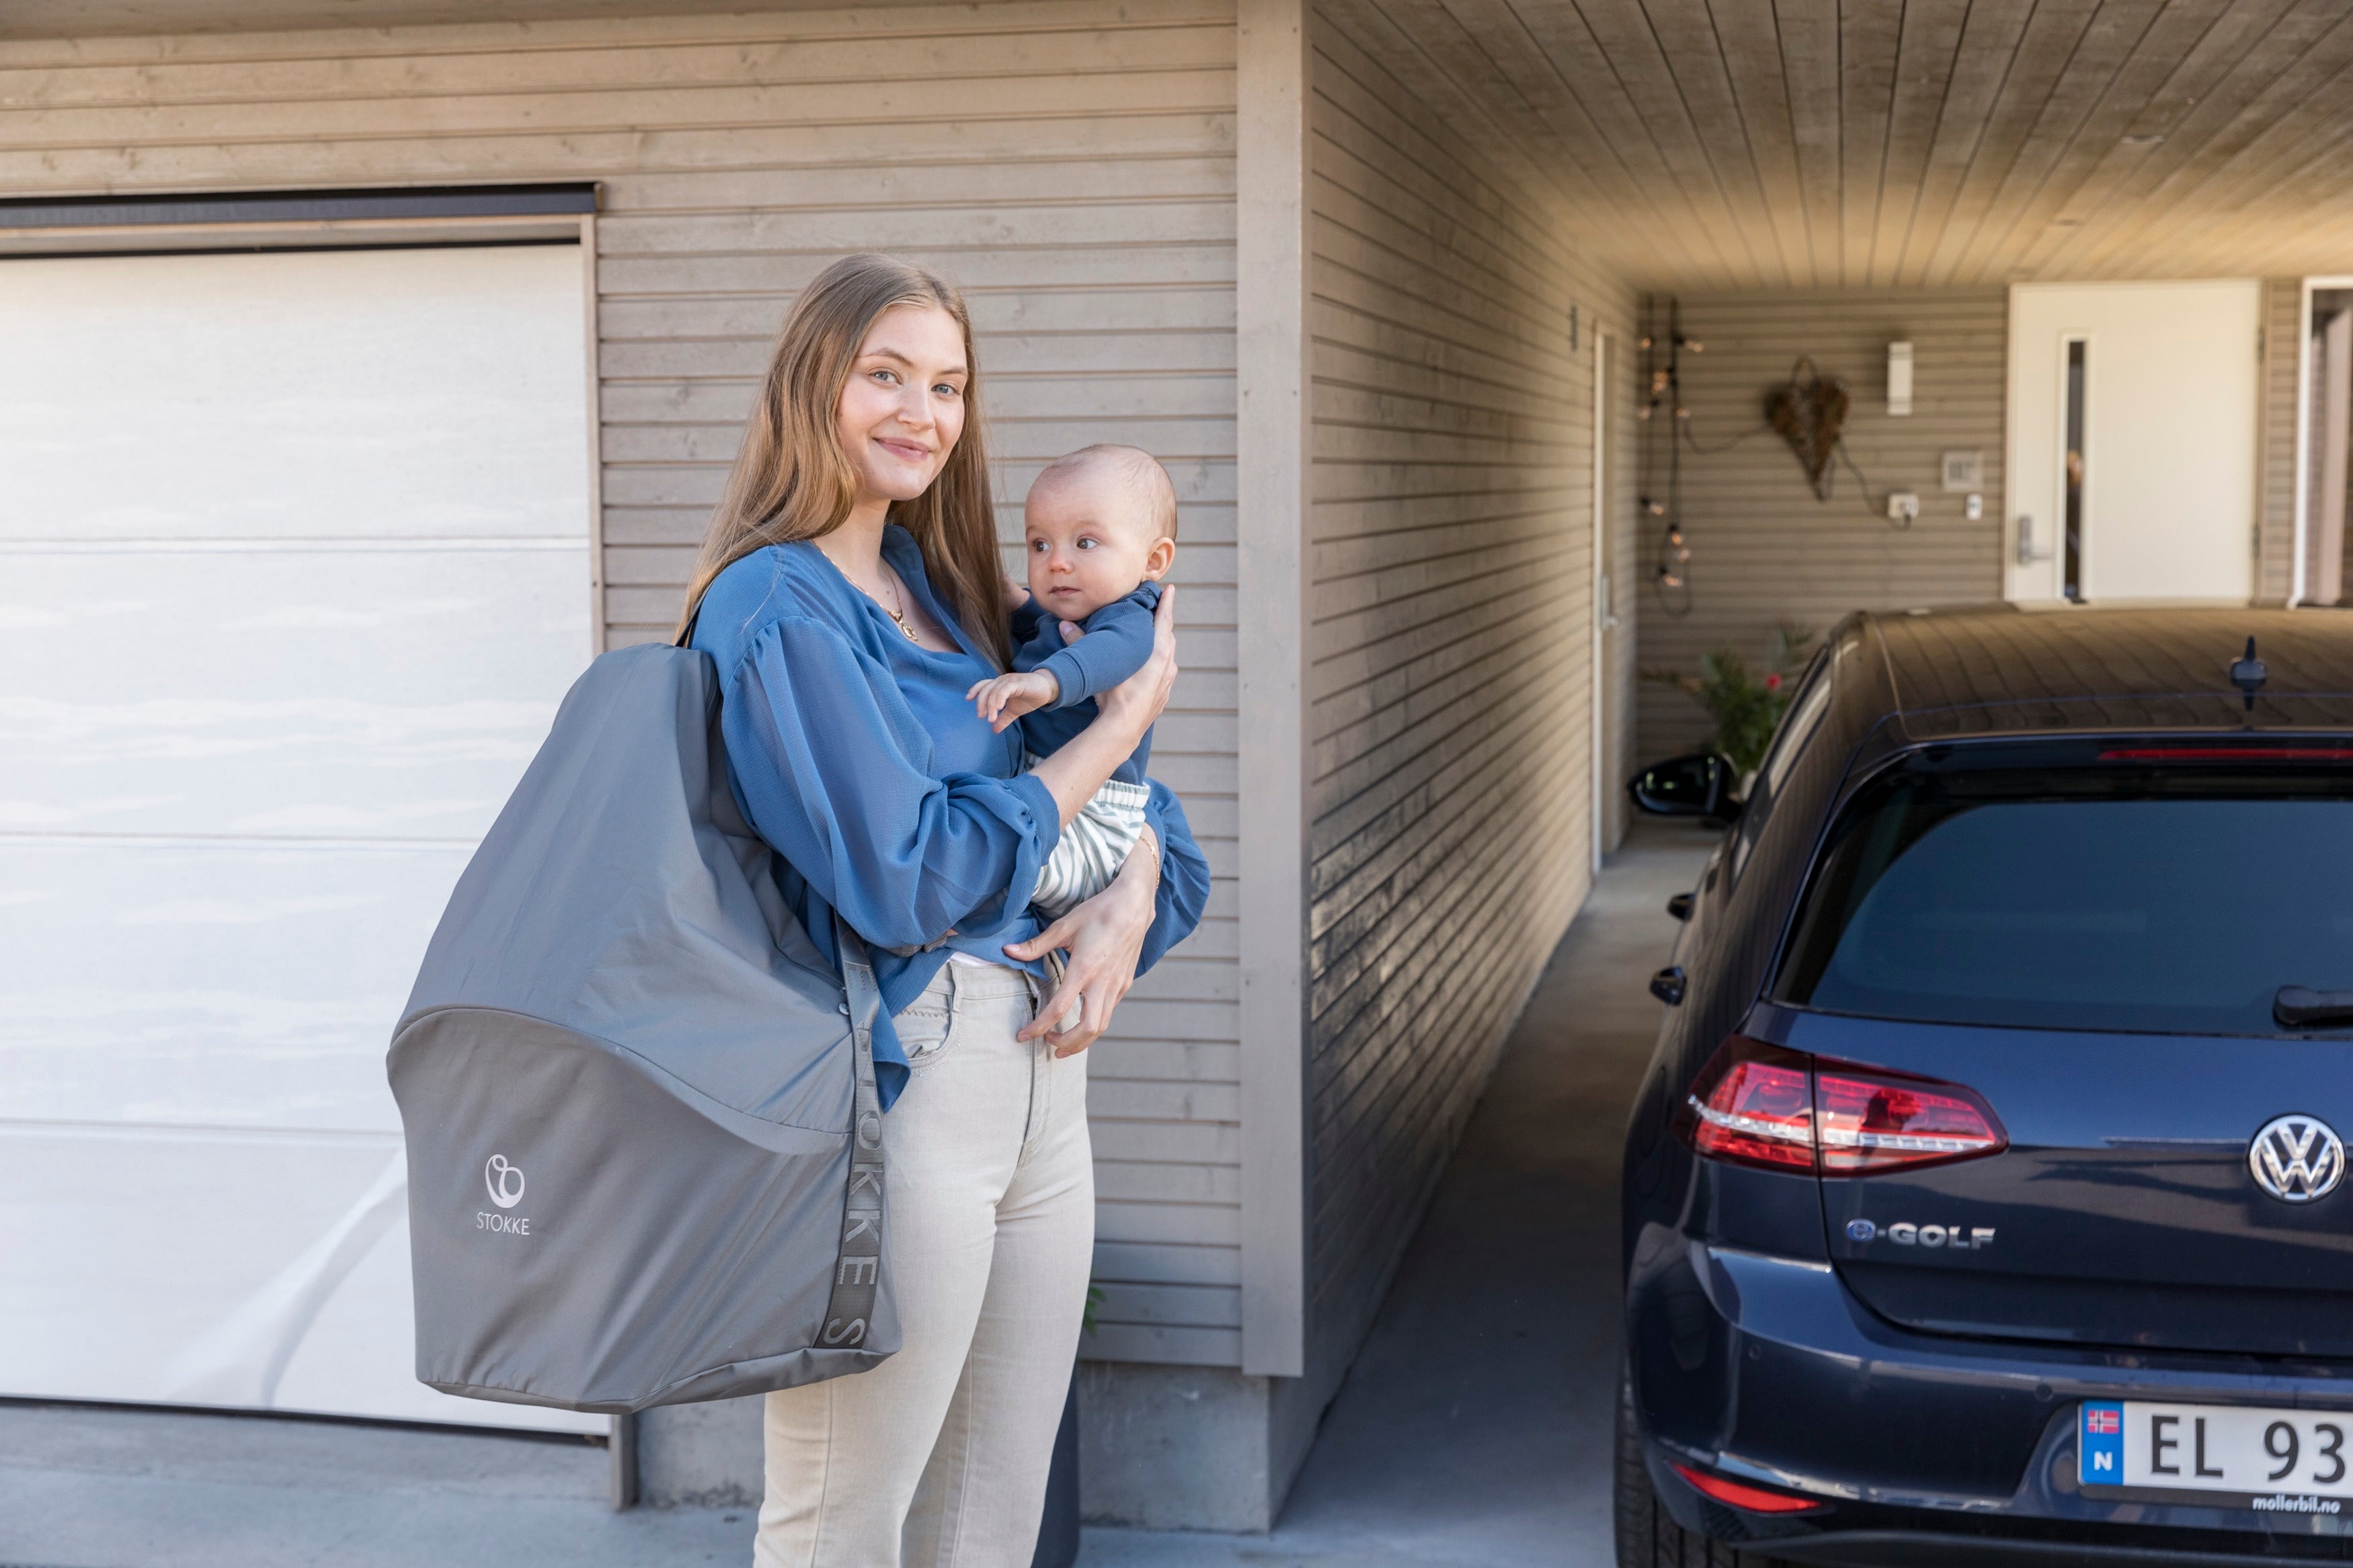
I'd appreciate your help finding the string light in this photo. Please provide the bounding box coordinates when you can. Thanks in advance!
[1659,526,1691,587]
[1640,296,1696,617]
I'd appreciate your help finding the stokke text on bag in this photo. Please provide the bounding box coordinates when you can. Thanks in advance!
[387,642,893,1413]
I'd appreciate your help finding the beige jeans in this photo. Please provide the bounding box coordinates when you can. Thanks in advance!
[754,960,1092,1568]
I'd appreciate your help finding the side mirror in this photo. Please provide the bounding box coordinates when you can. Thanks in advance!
[1627,752,1743,822]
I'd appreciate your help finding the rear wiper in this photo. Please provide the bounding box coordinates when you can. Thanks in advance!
[2275,987,2353,1028]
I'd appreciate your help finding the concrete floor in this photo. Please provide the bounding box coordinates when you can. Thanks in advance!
[1080,822,1712,1568]
[0,825,1710,1568]
[0,1401,754,1567]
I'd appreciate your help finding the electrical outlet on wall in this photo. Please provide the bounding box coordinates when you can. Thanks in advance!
[1888,491,1921,523]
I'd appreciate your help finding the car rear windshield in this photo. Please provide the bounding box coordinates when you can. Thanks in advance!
[1773,745,2353,1036]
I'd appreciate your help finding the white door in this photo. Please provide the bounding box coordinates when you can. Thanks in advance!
[1590,331,1612,874]
[2005,281,2261,605]
[0,245,600,1432]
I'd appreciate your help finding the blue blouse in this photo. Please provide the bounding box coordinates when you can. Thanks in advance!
[690,526,1208,1110]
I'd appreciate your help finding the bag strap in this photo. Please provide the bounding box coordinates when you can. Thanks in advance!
[819,915,886,1350]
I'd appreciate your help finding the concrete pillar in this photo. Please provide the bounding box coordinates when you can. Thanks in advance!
[634,1397,763,1509]
[1078,1363,1324,1532]
[1234,0,1311,1391]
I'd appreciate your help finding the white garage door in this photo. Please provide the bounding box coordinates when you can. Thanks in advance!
[0,244,602,1432]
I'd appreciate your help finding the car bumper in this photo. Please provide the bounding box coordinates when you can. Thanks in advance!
[1629,1231,2353,1560]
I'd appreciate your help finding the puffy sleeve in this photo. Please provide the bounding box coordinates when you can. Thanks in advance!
[721,616,1062,950]
[1138,780,1210,975]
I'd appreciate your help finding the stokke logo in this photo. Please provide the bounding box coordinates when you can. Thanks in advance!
[485,1155,526,1210]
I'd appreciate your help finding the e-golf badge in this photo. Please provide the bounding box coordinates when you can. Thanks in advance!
[478,1154,531,1235]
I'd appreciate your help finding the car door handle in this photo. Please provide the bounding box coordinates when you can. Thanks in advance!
[1650,966,1687,1005]
[1666,893,1693,921]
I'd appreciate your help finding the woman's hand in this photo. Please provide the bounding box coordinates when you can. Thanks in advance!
[1003,827,1160,1057]
[1093,583,1178,747]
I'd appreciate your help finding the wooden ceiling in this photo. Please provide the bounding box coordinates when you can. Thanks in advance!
[1324,0,2353,289]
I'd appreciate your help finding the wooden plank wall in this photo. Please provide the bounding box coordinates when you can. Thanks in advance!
[0,0,1245,1368]
[1634,289,2007,764]
[2260,276,2302,604]
[1305,0,1636,1387]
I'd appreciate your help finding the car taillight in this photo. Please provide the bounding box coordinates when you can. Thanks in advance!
[1679,1035,2006,1177]
[1814,1065,2005,1174]
[1681,1037,1815,1171]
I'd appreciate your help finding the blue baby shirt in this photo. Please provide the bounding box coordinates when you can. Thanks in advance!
[1012,579,1161,783]
[691,532,1207,1110]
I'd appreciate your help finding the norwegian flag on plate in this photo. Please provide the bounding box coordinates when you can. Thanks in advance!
[2079,1402,2127,1487]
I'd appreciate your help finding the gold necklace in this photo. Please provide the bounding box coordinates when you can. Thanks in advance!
[865,571,921,643]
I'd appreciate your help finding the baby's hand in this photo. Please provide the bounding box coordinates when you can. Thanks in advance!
[967,669,1062,732]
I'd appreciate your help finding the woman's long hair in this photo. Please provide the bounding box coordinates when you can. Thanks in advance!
[673,254,1005,663]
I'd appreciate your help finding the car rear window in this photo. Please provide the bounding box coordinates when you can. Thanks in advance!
[1773,746,2353,1036]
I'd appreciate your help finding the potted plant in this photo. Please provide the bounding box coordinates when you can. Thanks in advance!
[1643,624,1816,777]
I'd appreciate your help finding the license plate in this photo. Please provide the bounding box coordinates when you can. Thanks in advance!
[2081,1402,2353,1511]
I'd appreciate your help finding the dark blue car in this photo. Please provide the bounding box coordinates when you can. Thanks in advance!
[1619,606,2353,1566]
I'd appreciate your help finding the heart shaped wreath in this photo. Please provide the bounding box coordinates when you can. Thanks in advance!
[1765,358,1848,501]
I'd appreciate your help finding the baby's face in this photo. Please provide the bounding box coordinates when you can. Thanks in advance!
[1022,470,1170,621]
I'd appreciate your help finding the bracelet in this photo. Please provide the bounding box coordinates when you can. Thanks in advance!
[1135,829,1162,884]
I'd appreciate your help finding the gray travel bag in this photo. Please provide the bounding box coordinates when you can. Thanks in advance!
[387,642,894,1413]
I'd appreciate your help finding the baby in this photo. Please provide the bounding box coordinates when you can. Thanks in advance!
[968,444,1176,917]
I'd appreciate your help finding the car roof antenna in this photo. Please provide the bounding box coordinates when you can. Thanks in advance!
[2229,635,2267,712]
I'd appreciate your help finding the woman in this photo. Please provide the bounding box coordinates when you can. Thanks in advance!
[674,253,1209,1567]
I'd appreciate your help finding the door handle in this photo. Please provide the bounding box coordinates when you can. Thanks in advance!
[1650,966,1687,1006]
[2016,513,2052,565]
